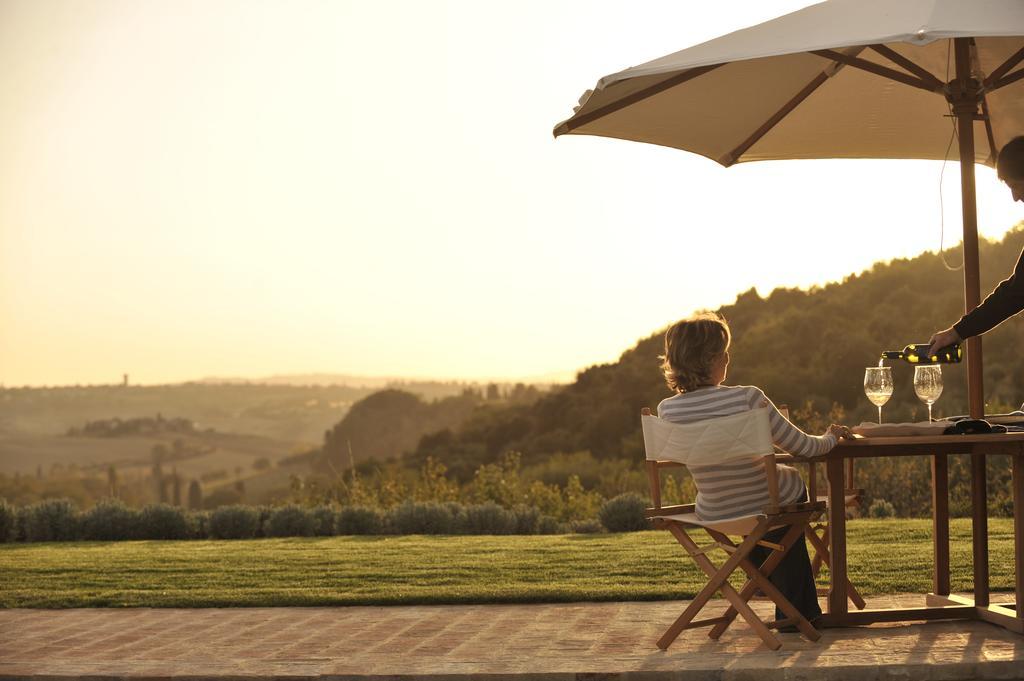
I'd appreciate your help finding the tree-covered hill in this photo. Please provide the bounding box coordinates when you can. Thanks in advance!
[319,384,546,473]
[322,389,483,470]
[402,225,1024,476]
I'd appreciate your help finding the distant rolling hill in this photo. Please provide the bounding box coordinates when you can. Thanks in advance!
[0,383,374,444]
[0,428,296,479]
[195,373,570,395]
[0,378,564,504]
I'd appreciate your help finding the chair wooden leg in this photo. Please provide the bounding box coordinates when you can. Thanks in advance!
[663,523,782,650]
[810,524,828,576]
[658,525,748,647]
[804,525,866,610]
[707,528,819,640]
[707,518,812,640]
[848,577,867,611]
[734,554,821,641]
[715,574,783,650]
[656,573,724,646]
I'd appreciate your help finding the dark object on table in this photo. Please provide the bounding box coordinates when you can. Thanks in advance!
[943,419,1008,435]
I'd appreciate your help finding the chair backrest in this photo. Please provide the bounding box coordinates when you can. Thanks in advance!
[641,407,774,465]
[641,407,779,512]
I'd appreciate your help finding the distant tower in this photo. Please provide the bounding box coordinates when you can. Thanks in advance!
[187,480,202,510]
[123,373,129,387]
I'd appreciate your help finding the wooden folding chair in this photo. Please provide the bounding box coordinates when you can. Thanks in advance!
[641,407,826,651]
[777,405,866,611]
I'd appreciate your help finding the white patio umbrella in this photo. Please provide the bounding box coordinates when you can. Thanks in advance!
[554,0,1024,420]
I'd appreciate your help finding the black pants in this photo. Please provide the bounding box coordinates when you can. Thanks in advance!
[746,490,822,622]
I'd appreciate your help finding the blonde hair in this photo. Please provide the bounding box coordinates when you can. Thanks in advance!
[660,313,731,393]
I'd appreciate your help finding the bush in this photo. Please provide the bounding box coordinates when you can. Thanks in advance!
[511,504,540,534]
[13,506,29,541]
[0,498,15,542]
[22,499,78,542]
[989,497,1014,518]
[443,501,467,530]
[188,510,211,539]
[389,501,456,535]
[311,506,337,536]
[572,519,604,534]
[253,505,274,538]
[337,506,385,535]
[461,502,516,535]
[537,515,567,535]
[209,505,260,539]
[599,493,648,532]
[266,505,316,537]
[867,498,896,518]
[137,504,190,540]
[80,499,139,540]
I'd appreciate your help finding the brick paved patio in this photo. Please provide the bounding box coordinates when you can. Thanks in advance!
[2,595,1023,681]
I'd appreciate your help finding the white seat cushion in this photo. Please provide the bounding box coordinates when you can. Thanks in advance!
[652,511,764,536]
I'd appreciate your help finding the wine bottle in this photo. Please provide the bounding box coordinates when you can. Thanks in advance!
[880,343,962,364]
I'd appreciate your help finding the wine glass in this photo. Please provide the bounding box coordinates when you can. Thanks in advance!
[864,366,894,423]
[913,364,943,422]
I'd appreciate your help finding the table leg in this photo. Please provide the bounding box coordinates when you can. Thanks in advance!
[827,456,848,616]
[972,454,989,607]
[1014,453,1024,620]
[931,454,950,596]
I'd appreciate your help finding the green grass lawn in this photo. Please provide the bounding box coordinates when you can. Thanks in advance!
[0,519,1015,608]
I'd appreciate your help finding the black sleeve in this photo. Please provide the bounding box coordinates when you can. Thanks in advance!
[954,247,1024,340]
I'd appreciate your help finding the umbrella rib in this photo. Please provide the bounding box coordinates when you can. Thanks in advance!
[554,64,722,135]
[983,46,1024,89]
[980,95,997,164]
[810,49,943,94]
[989,67,1024,92]
[719,71,831,167]
[867,44,945,92]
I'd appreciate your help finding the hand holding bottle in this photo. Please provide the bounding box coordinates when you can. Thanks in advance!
[927,327,962,358]
[883,342,962,364]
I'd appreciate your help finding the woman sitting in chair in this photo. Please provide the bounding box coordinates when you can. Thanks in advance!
[658,312,851,628]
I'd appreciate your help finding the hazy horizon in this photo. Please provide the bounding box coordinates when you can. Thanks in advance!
[7,230,1024,390]
[3,0,1022,387]
[1,369,577,390]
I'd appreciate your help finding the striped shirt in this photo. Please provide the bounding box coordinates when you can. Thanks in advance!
[657,385,836,521]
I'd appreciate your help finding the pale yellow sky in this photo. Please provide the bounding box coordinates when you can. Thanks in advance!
[1,0,1022,387]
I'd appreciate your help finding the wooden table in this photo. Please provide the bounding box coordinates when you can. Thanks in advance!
[821,432,1024,633]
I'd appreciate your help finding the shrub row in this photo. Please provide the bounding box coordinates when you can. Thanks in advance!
[0,495,650,542]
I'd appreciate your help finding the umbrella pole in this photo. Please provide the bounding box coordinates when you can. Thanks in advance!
[952,38,984,420]
[953,36,989,609]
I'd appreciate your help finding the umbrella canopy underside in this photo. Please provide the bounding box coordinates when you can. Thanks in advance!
[555,0,1024,167]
